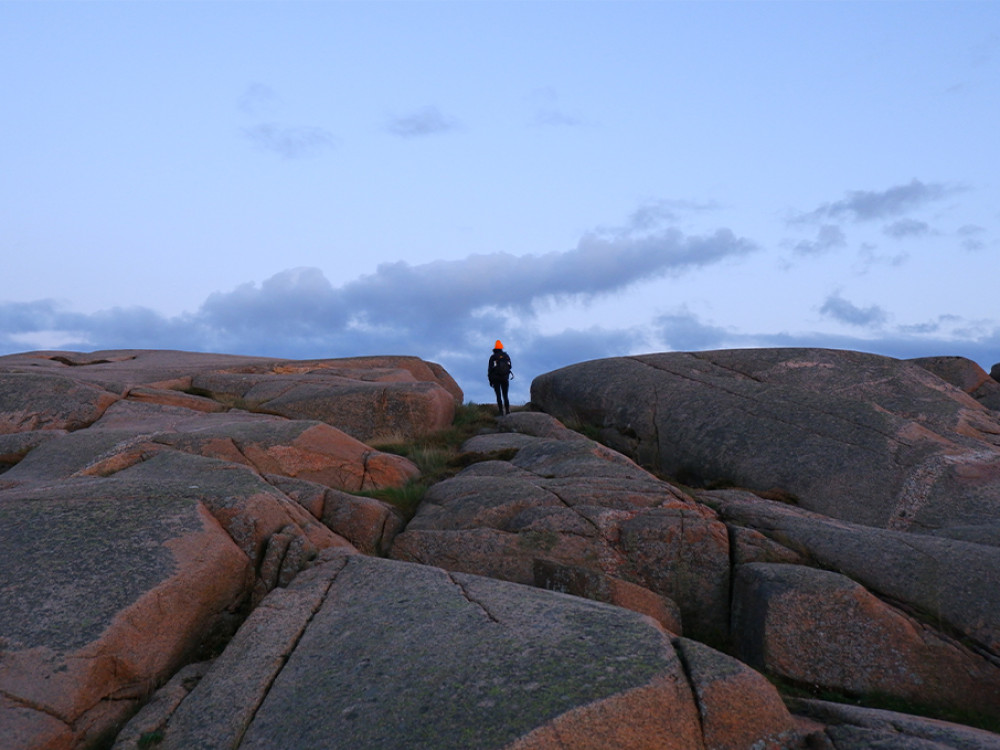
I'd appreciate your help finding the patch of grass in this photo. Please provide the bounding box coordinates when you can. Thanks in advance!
[137,730,164,748]
[361,402,499,519]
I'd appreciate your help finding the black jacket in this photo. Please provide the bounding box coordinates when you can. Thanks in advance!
[488,350,512,385]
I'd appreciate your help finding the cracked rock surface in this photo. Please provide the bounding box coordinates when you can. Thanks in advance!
[115,552,801,750]
[0,350,448,749]
[531,348,1000,532]
[391,415,731,646]
[6,347,1000,749]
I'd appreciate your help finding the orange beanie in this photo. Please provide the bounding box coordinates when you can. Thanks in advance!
[494,340,503,350]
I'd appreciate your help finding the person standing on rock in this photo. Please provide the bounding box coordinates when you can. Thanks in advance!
[488,340,513,416]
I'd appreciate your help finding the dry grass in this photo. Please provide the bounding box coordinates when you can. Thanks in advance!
[361,402,498,518]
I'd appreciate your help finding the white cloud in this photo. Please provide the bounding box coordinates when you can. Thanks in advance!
[386,106,460,137]
[957,224,988,251]
[883,219,933,239]
[242,123,336,159]
[819,293,889,328]
[793,225,847,256]
[2,214,996,405]
[794,179,960,224]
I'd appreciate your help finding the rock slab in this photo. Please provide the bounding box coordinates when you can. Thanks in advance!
[0,350,444,749]
[116,553,802,750]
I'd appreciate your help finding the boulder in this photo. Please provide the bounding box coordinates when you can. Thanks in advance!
[266,475,405,556]
[0,350,449,748]
[0,372,119,433]
[912,355,1000,412]
[531,348,1000,532]
[391,412,731,646]
[184,355,460,441]
[114,553,805,750]
[700,489,1000,658]
[0,484,252,749]
[0,349,462,441]
[672,637,801,750]
[150,416,420,492]
[788,699,1000,750]
[732,563,1000,717]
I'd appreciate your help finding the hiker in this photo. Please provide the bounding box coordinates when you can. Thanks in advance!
[488,340,513,416]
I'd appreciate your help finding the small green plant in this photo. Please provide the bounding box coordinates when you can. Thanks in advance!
[361,403,499,519]
[137,730,164,748]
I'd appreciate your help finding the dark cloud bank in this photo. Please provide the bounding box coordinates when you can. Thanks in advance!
[4,189,996,403]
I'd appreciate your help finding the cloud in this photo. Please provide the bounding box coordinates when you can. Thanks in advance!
[238,83,280,117]
[653,310,733,352]
[958,224,987,251]
[883,219,933,239]
[658,311,1000,373]
[386,106,460,137]
[793,225,847,256]
[623,199,722,233]
[242,123,336,159]
[819,293,889,328]
[335,226,757,332]
[0,222,758,404]
[794,179,959,224]
[4,285,998,406]
[854,243,909,273]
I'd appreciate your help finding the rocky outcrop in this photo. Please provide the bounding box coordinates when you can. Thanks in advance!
[0,349,461,441]
[390,414,731,646]
[911,355,1000,412]
[787,699,1000,749]
[530,347,1000,738]
[113,552,804,750]
[0,350,434,749]
[5,346,1000,749]
[733,562,1000,718]
[530,348,1000,533]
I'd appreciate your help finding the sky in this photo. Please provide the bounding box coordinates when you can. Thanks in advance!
[2,1,999,404]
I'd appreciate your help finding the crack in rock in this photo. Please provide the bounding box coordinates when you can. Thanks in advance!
[233,570,341,747]
[446,572,501,624]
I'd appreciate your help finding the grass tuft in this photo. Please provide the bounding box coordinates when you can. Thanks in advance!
[362,402,499,518]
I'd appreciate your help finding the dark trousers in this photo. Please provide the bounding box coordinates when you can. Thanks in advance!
[492,379,510,415]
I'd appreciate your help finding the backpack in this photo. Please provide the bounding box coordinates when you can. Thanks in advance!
[492,353,511,381]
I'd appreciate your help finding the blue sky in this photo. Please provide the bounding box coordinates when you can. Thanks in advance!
[2,1,998,404]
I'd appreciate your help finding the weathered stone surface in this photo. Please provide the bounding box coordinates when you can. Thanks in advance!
[123,385,229,413]
[732,562,1000,717]
[0,349,462,441]
[0,372,120,434]
[118,554,804,750]
[911,355,1000,411]
[673,637,801,750]
[0,349,447,748]
[701,489,1000,658]
[151,416,420,492]
[0,489,251,749]
[186,357,459,441]
[109,661,212,750]
[7,345,1000,747]
[266,475,405,556]
[391,412,731,646]
[531,348,1000,532]
[0,429,66,470]
[533,559,683,634]
[788,699,1000,749]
